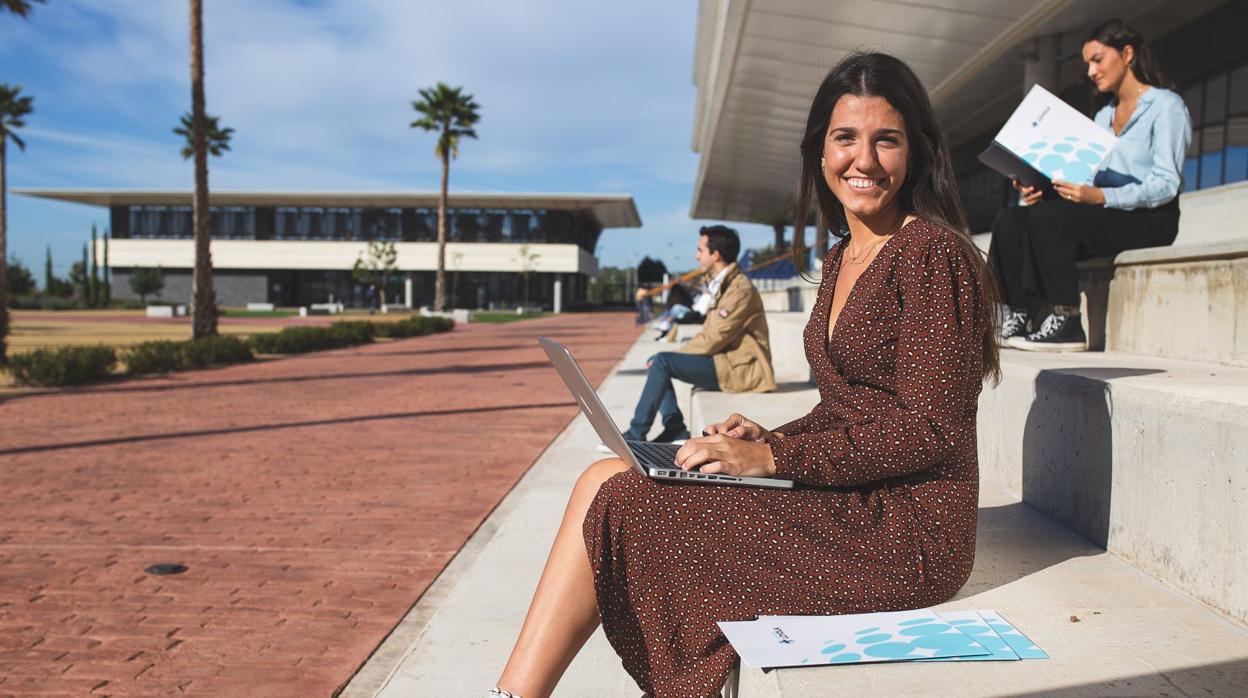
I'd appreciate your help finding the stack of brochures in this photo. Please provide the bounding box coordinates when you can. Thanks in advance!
[718,609,1047,668]
[978,84,1117,195]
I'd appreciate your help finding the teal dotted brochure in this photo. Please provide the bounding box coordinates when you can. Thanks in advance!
[718,609,1047,669]
[984,84,1118,187]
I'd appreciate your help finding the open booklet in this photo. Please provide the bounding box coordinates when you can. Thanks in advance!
[718,608,1047,669]
[978,84,1117,195]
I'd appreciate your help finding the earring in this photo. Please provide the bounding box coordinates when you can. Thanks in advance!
[820,157,826,169]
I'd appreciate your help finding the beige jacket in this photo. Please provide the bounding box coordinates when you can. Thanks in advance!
[677,264,776,393]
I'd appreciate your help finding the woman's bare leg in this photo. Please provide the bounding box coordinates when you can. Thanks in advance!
[495,458,631,698]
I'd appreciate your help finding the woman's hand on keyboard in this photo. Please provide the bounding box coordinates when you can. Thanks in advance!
[701,413,775,443]
[673,434,777,478]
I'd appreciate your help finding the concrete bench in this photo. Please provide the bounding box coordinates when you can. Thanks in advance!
[144,304,186,318]
[419,307,471,324]
[300,302,344,316]
[1079,238,1248,365]
[245,302,275,312]
[688,348,1248,696]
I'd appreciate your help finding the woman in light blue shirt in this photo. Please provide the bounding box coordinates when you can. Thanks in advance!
[990,19,1192,351]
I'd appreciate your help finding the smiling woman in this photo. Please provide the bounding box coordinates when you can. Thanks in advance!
[489,52,1003,698]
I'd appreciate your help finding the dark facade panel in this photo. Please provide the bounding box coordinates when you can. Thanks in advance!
[118,204,604,254]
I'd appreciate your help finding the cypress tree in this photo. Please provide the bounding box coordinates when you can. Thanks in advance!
[80,243,88,304]
[44,245,52,294]
[103,229,111,306]
[90,224,99,307]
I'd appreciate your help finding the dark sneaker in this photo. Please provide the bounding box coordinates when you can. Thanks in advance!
[651,423,691,444]
[1008,313,1087,352]
[1000,310,1029,342]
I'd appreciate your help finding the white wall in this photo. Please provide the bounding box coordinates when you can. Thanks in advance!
[104,240,594,274]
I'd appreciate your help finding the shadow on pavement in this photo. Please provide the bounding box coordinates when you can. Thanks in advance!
[0,400,577,456]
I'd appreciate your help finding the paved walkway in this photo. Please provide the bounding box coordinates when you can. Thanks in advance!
[0,313,640,696]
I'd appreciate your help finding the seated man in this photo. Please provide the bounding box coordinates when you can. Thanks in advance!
[622,225,776,444]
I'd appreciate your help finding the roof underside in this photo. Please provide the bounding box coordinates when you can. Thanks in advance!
[690,0,1211,225]
[14,189,643,229]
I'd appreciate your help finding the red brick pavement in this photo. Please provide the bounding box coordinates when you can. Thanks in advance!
[0,313,640,696]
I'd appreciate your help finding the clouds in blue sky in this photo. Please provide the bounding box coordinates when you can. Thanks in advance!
[2,0,775,278]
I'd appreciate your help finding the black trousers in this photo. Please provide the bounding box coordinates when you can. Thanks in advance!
[989,197,1179,308]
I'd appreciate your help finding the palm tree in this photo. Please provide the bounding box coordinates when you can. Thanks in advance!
[1,0,46,18]
[186,0,217,338]
[411,83,480,312]
[174,112,233,159]
[0,84,34,363]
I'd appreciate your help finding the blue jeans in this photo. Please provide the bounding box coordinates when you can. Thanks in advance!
[624,352,720,440]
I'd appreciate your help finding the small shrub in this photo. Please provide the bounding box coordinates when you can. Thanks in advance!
[5,345,117,387]
[380,316,454,338]
[248,326,336,355]
[183,335,254,368]
[247,332,280,354]
[124,340,187,375]
[328,320,376,346]
[426,316,455,333]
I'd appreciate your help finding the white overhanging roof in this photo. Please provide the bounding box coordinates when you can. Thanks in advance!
[14,189,643,229]
[690,0,1202,224]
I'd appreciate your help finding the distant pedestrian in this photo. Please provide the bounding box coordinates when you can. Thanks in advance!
[366,283,378,315]
[633,287,652,325]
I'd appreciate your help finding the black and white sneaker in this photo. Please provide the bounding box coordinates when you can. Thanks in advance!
[999,310,1029,342]
[1007,313,1087,352]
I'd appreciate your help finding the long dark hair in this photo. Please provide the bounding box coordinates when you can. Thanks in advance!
[1085,19,1173,108]
[790,51,1001,383]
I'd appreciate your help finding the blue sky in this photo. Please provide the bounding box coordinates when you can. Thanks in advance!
[2,0,776,280]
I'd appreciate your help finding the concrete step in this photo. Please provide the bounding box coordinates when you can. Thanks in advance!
[688,352,1248,697]
[733,485,1248,697]
[979,348,1248,624]
[756,306,1248,624]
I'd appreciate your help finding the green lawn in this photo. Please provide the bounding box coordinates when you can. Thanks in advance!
[219,308,301,318]
[471,311,549,324]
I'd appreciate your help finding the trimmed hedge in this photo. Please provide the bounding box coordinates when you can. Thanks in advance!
[2,317,454,387]
[183,335,254,368]
[124,340,186,375]
[376,316,454,338]
[5,345,118,387]
[247,326,341,355]
[248,317,452,354]
[123,336,254,376]
[328,320,377,346]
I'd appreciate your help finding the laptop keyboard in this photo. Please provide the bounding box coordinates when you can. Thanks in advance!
[627,440,682,469]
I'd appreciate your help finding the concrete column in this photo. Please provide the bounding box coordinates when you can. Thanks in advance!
[404,274,413,308]
[1023,34,1059,93]
[553,277,563,314]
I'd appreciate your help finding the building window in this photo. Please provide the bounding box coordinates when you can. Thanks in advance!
[210,206,256,239]
[366,208,403,240]
[1181,60,1248,190]
[129,205,192,238]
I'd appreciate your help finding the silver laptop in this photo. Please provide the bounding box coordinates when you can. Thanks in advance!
[538,337,794,490]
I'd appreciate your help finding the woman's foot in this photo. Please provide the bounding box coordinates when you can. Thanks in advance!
[1007,312,1088,352]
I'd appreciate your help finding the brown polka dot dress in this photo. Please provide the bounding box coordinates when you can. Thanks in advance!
[584,218,987,697]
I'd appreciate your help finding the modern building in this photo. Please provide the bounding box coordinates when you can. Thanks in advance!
[690,0,1247,237]
[15,190,641,309]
